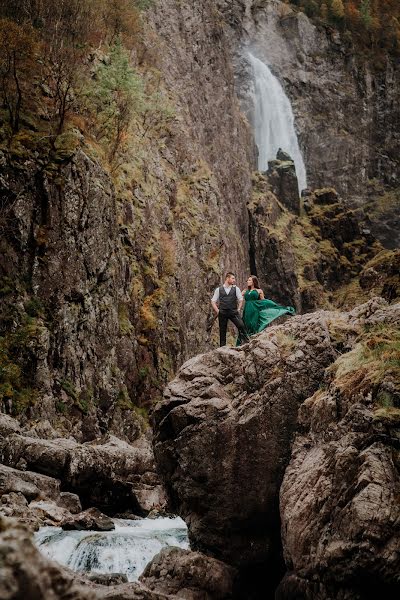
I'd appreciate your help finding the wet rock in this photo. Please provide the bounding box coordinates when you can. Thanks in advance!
[87,573,129,586]
[140,546,236,599]
[267,150,300,214]
[61,507,115,531]
[29,500,72,524]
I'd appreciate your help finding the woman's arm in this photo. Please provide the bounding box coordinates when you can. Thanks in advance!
[258,289,265,299]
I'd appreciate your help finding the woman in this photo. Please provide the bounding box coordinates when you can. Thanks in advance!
[237,275,295,344]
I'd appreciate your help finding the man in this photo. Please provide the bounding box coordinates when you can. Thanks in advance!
[211,272,249,347]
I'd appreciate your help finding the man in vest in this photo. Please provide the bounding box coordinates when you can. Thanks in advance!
[211,272,249,347]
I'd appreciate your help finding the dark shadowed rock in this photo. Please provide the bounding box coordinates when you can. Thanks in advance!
[87,573,129,586]
[140,546,236,599]
[267,150,300,214]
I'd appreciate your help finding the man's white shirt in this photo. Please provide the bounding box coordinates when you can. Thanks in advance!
[211,285,243,303]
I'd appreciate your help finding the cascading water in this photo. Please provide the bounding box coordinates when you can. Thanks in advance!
[248,52,307,194]
[35,517,189,581]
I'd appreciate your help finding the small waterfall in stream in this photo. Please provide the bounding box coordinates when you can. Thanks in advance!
[35,517,189,581]
[248,52,307,194]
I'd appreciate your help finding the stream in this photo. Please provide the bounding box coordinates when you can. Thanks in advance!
[34,516,189,582]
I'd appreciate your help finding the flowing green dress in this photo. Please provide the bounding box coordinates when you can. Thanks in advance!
[237,289,295,344]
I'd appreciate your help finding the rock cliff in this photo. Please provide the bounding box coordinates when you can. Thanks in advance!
[225,0,400,246]
[0,0,254,435]
[153,298,400,598]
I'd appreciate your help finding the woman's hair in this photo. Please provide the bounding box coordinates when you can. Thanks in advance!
[248,275,260,289]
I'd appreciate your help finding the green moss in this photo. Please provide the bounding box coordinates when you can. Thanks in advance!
[53,129,82,161]
[25,297,45,318]
[331,323,400,400]
[138,366,150,380]
[118,303,133,335]
[55,400,67,414]
[60,379,79,402]
[117,387,134,410]
[0,337,37,415]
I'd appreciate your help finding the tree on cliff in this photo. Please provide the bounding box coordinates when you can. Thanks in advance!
[0,20,39,134]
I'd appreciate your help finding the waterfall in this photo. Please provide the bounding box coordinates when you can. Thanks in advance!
[248,52,307,194]
[35,516,189,581]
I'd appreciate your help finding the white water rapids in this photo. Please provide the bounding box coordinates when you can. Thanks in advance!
[248,52,307,193]
[34,516,189,581]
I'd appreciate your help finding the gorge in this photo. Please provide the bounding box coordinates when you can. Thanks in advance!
[0,0,399,599]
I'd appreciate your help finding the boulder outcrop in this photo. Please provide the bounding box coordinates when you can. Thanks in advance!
[153,299,399,597]
[0,416,167,519]
[140,547,236,599]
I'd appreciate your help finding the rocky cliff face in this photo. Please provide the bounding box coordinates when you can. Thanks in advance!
[153,298,400,598]
[0,0,255,435]
[225,0,400,246]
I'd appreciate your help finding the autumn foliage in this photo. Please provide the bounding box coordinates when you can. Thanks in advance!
[289,0,400,54]
[0,0,150,153]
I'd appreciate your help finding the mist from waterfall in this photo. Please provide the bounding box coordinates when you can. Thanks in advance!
[248,52,307,193]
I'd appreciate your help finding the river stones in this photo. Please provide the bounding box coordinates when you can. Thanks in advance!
[61,508,115,531]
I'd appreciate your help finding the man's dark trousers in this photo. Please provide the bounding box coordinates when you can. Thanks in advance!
[218,310,248,347]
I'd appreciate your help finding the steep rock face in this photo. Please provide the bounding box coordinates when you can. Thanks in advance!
[0,0,255,434]
[247,172,386,311]
[279,302,400,599]
[153,309,347,570]
[227,0,400,244]
[153,299,399,597]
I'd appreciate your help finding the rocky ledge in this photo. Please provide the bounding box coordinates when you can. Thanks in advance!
[153,298,400,598]
[0,419,167,529]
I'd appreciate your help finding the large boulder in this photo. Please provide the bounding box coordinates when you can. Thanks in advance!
[140,547,236,599]
[153,306,358,568]
[61,507,115,531]
[153,299,399,597]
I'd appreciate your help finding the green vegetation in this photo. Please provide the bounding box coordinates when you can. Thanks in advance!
[331,324,400,418]
[60,379,91,414]
[0,318,41,415]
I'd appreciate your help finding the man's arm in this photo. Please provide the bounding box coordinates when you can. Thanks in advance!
[236,286,243,312]
[211,288,219,315]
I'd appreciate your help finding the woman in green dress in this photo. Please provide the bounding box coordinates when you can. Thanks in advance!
[237,275,295,344]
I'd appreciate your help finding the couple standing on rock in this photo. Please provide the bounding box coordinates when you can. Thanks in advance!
[211,272,295,347]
